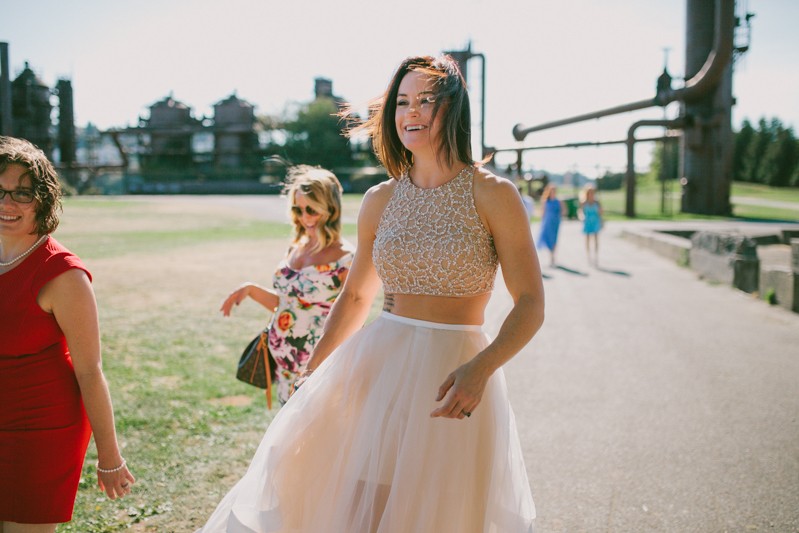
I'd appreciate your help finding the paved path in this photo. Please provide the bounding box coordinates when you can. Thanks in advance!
[487,219,799,532]
[732,195,799,212]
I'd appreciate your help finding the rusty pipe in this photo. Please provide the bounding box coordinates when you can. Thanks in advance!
[625,118,685,217]
[513,0,733,142]
[512,98,655,141]
[662,0,734,103]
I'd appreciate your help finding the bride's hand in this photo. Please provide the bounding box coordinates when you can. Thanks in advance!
[290,368,315,397]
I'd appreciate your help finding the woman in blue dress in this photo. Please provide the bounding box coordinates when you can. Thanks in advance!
[537,184,563,267]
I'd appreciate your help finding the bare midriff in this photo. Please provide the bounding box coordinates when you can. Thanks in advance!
[382,292,492,325]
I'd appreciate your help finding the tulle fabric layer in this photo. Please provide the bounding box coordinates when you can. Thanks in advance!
[198,312,535,533]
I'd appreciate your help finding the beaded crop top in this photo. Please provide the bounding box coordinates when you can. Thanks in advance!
[373,165,498,297]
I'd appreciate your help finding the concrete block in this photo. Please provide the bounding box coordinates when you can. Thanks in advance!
[690,231,759,293]
[759,267,795,311]
[792,239,799,313]
[621,229,691,266]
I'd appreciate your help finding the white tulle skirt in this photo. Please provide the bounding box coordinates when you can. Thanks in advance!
[197,312,535,533]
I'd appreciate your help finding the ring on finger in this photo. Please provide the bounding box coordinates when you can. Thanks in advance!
[461,410,472,417]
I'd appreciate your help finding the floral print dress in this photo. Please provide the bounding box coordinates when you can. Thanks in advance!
[267,250,353,404]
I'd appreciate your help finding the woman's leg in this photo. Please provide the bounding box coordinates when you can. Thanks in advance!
[585,234,591,261]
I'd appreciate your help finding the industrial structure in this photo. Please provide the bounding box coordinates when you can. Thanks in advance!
[2,1,753,207]
[0,43,76,164]
[508,0,751,217]
[0,40,350,192]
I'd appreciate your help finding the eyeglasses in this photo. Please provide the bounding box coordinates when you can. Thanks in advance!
[291,205,319,217]
[0,188,35,204]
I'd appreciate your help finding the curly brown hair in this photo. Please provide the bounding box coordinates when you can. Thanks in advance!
[0,136,62,236]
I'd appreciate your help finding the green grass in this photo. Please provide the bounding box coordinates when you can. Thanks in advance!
[51,181,795,530]
[731,182,799,203]
[51,197,369,532]
[593,177,697,220]
[594,176,799,221]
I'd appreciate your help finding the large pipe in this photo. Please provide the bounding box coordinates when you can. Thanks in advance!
[625,118,685,217]
[512,0,734,142]
[664,0,734,104]
[491,135,676,155]
[512,98,655,141]
[0,42,12,136]
[473,51,486,160]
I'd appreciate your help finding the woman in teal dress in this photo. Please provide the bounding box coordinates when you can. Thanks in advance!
[579,185,603,266]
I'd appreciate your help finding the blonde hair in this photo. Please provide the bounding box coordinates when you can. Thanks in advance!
[541,184,558,201]
[284,165,344,254]
[579,184,597,204]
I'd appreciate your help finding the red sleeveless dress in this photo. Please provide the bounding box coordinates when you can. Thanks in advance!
[0,237,93,523]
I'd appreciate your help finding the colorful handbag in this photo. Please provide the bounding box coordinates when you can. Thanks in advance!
[236,330,278,409]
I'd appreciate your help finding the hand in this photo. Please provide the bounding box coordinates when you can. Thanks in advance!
[430,359,490,420]
[289,368,315,397]
[97,461,136,500]
[220,284,251,316]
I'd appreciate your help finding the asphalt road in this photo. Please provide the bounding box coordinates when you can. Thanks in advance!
[490,219,799,533]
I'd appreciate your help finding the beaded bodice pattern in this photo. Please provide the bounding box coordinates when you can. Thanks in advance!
[373,166,498,297]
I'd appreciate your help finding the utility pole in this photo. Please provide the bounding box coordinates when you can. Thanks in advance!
[444,43,487,160]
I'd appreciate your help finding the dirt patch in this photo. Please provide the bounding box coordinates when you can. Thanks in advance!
[208,395,253,407]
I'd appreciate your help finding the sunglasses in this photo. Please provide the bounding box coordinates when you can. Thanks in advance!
[0,188,36,204]
[291,205,320,216]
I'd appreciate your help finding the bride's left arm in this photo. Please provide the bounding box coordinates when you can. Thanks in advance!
[430,172,544,419]
[475,173,545,371]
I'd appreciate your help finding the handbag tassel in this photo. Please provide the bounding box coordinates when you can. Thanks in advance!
[255,333,272,410]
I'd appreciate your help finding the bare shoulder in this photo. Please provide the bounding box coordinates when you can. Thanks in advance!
[44,267,92,292]
[38,267,93,313]
[473,166,524,211]
[364,178,397,203]
[358,178,397,228]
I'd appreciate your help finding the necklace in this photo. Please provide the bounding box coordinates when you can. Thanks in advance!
[0,235,48,267]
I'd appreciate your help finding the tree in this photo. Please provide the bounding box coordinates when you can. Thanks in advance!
[279,97,353,171]
[759,126,799,187]
[732,119,755,182]
[741,118,776,184]
[648,138,679,182]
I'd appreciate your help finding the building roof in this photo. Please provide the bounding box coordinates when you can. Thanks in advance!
[150,94,190,110]
[12,62,48,89]
[213,92,254,109]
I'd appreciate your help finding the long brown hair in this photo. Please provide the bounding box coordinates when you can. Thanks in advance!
[343,55,473,179]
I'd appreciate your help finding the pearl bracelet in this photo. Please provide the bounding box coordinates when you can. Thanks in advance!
[96,458,126,473]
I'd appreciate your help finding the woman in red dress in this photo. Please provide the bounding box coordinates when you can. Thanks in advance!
[0,136,135,531]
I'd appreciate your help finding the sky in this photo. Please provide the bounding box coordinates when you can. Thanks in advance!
[3,0,797,176]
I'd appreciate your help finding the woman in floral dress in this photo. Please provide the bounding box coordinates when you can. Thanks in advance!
[220,165,353,405]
